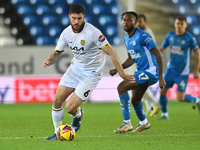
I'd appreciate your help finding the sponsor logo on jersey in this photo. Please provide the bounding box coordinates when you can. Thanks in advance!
[129,50,141,59]
[181,40,185,45]
[171,46,183,55]
[98,35,105,42]
[81,40,85,46]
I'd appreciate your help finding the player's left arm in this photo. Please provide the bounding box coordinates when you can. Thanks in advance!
[101,44,135,82]
[193,48,200,79]
[150,46,166,89]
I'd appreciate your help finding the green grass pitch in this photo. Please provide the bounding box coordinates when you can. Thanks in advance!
[0,101,200,150]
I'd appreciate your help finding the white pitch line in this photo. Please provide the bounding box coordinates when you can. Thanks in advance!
[0,134,199,140]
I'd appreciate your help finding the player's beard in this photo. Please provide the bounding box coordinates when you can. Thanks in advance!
[123,25,134,33]
[71,21,85,32]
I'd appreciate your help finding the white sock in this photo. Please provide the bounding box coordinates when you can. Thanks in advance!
[140,118,148,125]
[161,112,168,117]
[124,120,131,124]
[143,99,153,113]
[196,97,200,103]
[73,107,81,118]
[52,107,64,133]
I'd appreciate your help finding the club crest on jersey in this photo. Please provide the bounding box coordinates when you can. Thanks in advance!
[98,35,105,42]
[81,40,85,46]
[181,40,185,45]
[133,41,136,45]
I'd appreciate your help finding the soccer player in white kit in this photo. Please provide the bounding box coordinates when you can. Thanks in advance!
[43,4,134,140]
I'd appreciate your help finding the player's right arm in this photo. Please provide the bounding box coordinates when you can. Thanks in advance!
[42,50,64,67]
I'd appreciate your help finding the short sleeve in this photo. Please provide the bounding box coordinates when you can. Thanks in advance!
[161,33,170,48]
[140,33,156,50]
[190,36,199,51]
[55,29,68,51]
[91,30,108,49]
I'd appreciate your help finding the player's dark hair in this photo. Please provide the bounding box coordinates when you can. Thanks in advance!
[176,16,187,22]
[138,14,147,22]
[69,4,85,14]
[120,11,138,21]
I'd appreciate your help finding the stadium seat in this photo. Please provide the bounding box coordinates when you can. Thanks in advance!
[60,15,70,27]
[178,5,189,13]
[23,15,38,27]
[16,4,35,16]
[102,0,116,5]
[97,15,116,26]
[92,5,106,16]
[196,5,200,13]
[107,5,119,15]
[48,0,65,5]
[83,0,92,5]
[36,36,55,45]
[106,36,121,45]
[185,15,197,25]
[42,15,58,26]
[29,0,48,5]
[11,0,28,5]
[29,25,47,38]
[192,25,200,35]
[103,25,118,37]
[48,25,62,37]
[35,4,51,16]
[53,4,68,15]
[66,0,83,5]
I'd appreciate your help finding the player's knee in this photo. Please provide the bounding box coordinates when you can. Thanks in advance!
[53,96,64,108]
[117,84,126,95]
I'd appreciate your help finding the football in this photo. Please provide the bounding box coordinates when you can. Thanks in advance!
[56,124,76,141]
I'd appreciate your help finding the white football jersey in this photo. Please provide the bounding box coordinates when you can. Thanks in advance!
[55,22,109,73]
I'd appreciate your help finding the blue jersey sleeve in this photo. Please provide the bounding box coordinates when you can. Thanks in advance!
[189,36,199,51]
[140,33,156,50]
[161,33,170,48]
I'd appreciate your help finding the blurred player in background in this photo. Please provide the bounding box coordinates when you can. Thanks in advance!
[137,14,160,117]
[109,11,165,133]
[43,4,134,140]
[159,16,200,120]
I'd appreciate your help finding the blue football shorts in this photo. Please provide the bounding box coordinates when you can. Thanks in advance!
[163,68,189,92]
[134,70,159,87]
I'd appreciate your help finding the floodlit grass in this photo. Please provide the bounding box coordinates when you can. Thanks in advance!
[0,101,200,150]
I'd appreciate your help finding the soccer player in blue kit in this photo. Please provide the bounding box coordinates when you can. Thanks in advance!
[110,11,166,133]
[159,16,200,119]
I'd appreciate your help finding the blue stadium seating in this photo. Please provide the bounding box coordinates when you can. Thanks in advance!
[48,25,62,37]
[23,15,38,26]
[16,4,35,16]
[29,25,47,38]
[9,0,119,45]
[48,0,66,5]
[29,0,49,5]
[53,4,68,15]
[60,15,70,27]
[36,36,55,45]
[41,15,58,26]
[35,4,51,15]
[11,0,28,5]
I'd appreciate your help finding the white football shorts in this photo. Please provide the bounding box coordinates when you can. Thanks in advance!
[59,65,103,100]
